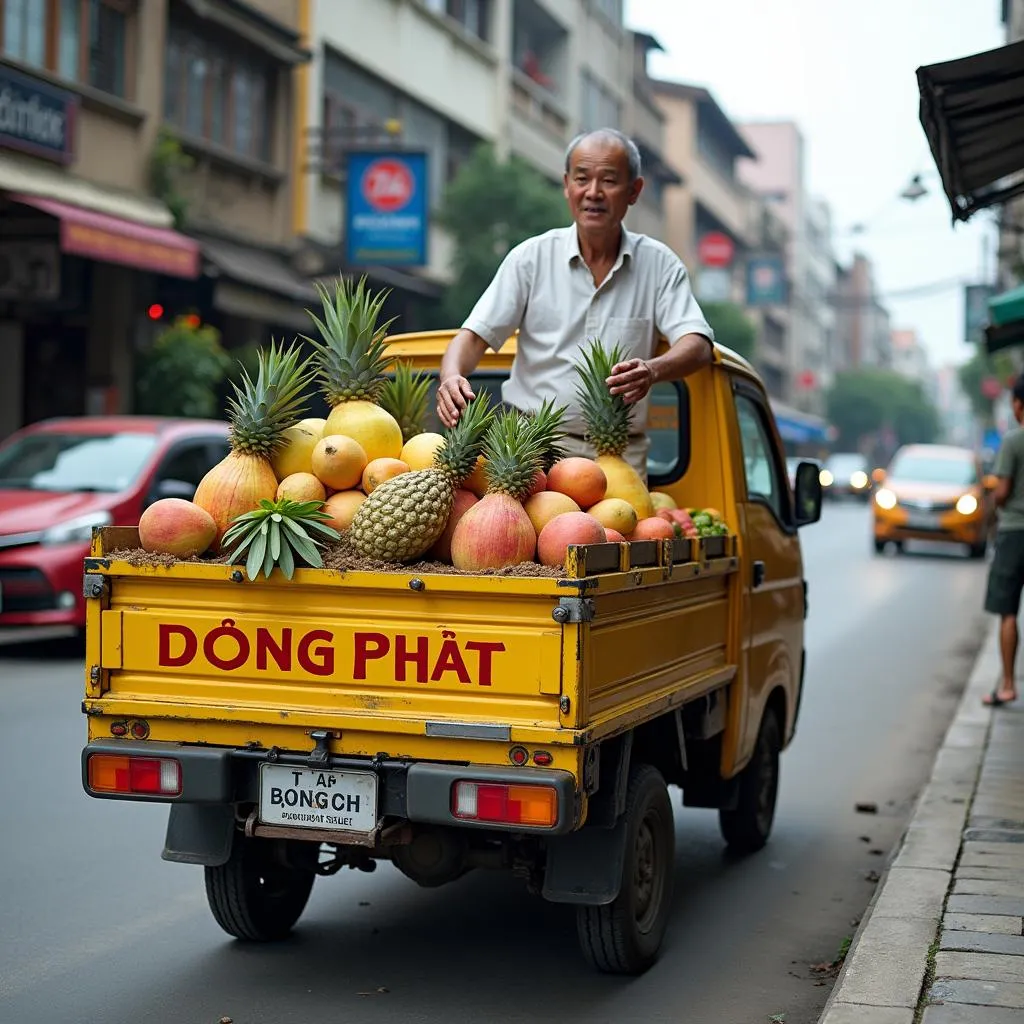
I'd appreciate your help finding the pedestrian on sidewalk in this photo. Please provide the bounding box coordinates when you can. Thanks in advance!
[982,375,1024,706]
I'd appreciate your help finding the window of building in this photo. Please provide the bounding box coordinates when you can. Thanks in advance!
[322,49,482,204]
[580,69,620,131]
[1,0,129,97]
[420,0,489,41]
[697,124,736,181]
[590,0,622,25]
[512,0,566,96]
[164,22,274,162]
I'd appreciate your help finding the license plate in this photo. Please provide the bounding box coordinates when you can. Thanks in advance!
[258,764,378,833]
[905,511,941,530]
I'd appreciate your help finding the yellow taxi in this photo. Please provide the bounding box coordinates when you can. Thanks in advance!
[873,444,994,558]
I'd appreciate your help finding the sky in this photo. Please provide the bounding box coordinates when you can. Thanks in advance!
[624,0,1007,370]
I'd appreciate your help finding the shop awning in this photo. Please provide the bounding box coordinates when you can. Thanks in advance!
[10,193,200,279]
[769,400,830,445]
[985,282,1024,354]
[917,39,1024,222]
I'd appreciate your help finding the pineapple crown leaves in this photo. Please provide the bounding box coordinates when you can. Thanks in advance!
[481,409,548,500]
[379,361,432,442]
[226,340,316,456]
[302,275,398,404]
[530,397,570,470]
[573,336,635,457]
[435,391,495,482]
[222,498,340,581]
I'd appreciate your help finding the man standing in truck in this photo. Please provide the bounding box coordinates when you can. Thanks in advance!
[435,128,715,478]
[983,375,1024,707]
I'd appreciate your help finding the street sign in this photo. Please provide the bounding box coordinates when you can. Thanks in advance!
[346,150,428,267]
[698,231,735,268]
[0,64,77,164]
[697,266,732,302]
[746,254,787,306]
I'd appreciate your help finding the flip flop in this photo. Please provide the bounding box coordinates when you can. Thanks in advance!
[983,689,1018,707]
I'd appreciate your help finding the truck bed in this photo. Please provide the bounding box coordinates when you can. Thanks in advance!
[83,528,738,765]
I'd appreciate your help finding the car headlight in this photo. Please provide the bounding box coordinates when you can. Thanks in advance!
[956,494,979,516]
[874,488,897,510]
[850,470,868,489]
[40,510,114,546]
[819,469,834,487]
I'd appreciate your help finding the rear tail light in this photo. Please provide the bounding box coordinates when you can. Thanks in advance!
[87,754,181,796]
[452,781,558,828]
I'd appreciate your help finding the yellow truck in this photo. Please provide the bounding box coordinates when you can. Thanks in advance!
[80,332,822,975]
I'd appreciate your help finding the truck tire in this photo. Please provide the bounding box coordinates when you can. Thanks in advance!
[576,764,675,975]
[204,834,315,941]
[719,709,781,854]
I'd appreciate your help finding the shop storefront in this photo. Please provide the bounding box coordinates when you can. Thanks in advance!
[0,63,199,438]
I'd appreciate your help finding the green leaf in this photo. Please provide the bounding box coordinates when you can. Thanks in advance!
[278,538,296,579]
[246,528,268,581]
[269,521,281,562]
[302,519,342,541]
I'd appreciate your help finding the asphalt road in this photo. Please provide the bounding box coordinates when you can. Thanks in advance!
[0,503,989,1024]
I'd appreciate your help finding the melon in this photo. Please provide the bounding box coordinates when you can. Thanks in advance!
[271,425,319,480]
[587,497,638,537]
[312,435,367,491]
[138,498,216,558]
[276,472,327,504]
[429,489,479,563]
[401,432,445,471]
[547,457,607,508]
[362,457,410,494]
[650,491,678,512]
[524,491,581,535]
[629,517,676,541]
[537,511,607,567]
[322,490,366,531]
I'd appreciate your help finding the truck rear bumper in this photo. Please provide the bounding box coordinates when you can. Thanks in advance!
[81,739,578,837]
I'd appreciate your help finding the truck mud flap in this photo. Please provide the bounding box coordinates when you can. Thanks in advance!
[162,804,235,867]
[541,818,628,906]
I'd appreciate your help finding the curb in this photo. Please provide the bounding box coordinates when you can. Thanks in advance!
[817,619,1000,1024]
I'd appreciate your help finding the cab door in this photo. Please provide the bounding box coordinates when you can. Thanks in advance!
[733,384,805,760]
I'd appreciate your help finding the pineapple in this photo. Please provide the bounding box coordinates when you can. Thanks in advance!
[574,338,655,519]
[303,276,404,461]
[448,410,549,571]
[193,341,315,549]
[529,398,569,471]
[379,361,431,443]
[223,498,340,580]
[349,393,494,561]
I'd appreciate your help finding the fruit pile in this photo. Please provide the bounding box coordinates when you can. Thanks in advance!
[135,277,732,577]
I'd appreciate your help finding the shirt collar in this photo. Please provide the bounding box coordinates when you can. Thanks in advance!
[565,225,636,266]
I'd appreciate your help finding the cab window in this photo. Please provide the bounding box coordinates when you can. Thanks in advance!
[736,394,786,521]
[418,373,690,483]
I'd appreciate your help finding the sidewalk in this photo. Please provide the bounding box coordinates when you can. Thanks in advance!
[819,620,1024,1024]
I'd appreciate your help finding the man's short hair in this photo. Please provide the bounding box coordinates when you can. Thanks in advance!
[1012,376,1024,406]
[564,129,643,182]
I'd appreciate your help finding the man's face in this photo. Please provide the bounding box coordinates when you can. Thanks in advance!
[563,138,643,234]
[1014,396,1024,424]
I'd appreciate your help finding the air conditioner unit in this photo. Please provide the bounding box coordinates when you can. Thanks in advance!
[0,241,61,301]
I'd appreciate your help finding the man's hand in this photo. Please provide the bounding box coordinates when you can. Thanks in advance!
[606,358,656,405]
[437,375,476,428]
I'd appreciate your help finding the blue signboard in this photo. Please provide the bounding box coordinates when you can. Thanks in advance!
[346,150,428,267]
[746,254,788,307]
[0,64,77,164]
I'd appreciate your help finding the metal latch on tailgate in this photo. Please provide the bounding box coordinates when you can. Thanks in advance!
[552,597,595,624]
[83,573,106,600]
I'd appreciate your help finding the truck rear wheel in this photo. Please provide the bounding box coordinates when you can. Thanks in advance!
[204,834,315,941]
[576,764,675,975]
[719,709,781,854]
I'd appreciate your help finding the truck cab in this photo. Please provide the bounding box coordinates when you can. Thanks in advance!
[80,333,822,975]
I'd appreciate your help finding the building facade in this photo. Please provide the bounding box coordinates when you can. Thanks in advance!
[834,253,893,371]
[997,0,1024,294]
[0,0,310,438]
[290,0,675,331]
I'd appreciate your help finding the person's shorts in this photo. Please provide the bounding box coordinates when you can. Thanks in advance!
[984,529,1024,616]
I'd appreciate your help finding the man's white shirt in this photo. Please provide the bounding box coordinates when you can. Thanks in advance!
[462,225,714,436]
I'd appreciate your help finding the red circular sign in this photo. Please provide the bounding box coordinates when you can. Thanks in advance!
[698,231,735,268]
[361,158,414,212]
[981,377,1002,399]
[797,370,817,390]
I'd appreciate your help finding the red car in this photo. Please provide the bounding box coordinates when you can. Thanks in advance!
[0,416,229,637]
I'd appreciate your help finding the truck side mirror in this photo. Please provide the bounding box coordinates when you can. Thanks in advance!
[794,461,822,527]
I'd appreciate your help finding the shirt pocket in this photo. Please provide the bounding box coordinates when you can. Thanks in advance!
[605,317,653,360]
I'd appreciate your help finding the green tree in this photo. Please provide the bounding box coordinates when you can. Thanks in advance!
[135,317,231,418]
[701,302,756,361]
[436,143,569,324]
[826,368,940,449]
[957,347,1016,425]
